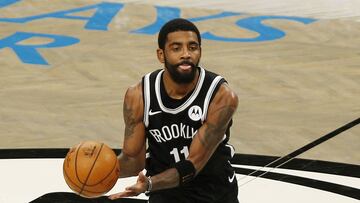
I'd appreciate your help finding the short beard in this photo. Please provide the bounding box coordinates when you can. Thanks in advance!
[164,57,198,84]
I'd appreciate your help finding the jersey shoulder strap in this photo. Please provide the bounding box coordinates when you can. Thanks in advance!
[142,69,162,127]
[201,68,227,121]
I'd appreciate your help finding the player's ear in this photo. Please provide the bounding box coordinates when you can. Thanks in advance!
[157,48,165,63]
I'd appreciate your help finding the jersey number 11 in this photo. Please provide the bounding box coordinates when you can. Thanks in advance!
[170,146,189,162]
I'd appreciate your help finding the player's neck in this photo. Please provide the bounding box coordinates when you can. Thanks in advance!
[163,69,199,100]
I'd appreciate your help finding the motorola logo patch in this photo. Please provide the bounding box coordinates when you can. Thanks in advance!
[188,106,202,121]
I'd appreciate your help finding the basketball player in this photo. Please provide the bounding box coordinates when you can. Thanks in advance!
[109,18,239,203]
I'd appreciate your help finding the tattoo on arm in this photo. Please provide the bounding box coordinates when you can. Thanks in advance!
[199,105,236,147]
[123,100,136,138]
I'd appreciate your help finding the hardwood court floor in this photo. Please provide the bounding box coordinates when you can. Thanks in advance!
[0,0,359,165]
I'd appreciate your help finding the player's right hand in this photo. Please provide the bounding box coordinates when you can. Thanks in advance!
[108,171,148,200]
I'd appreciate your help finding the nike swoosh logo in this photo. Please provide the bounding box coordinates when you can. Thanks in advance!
[149,109,162,116]
[228,172,236,183]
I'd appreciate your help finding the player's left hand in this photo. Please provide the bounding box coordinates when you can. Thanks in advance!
[108,171,148,200]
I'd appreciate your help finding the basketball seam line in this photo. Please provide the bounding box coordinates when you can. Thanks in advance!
[75,142,83,185]
[79,143,104,195]
[85,153,118,186]
[63,166,83,191]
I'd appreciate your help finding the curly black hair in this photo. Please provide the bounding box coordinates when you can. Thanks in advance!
[158,18,201,49]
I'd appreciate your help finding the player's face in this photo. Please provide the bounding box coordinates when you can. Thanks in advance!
[159,31,201,84]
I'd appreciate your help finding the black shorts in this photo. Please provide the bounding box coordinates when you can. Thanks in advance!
[148,177,239,203]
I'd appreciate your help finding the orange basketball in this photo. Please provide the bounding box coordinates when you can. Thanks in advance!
[63,141,120,198]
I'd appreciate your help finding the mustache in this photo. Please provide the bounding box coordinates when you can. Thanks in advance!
[175,61,196,67]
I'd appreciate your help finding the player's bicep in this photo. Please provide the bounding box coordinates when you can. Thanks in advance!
[122,122,146,157]
[188,84,238,172]
[121,83,146,157]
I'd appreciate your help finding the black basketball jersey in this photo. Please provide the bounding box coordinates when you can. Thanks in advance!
[142,67,236,182]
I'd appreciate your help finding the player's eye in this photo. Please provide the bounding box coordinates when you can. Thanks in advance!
[189,44,199,51]
[171,46,181,52]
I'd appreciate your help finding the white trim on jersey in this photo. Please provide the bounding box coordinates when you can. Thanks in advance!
[201,75,223,122]
[155,67,206,114]
[225,143,235,158]
[143,72,151,127]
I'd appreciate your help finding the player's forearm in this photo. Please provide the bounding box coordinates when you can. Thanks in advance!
[117,153,144,178]
[149,168,180,191]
